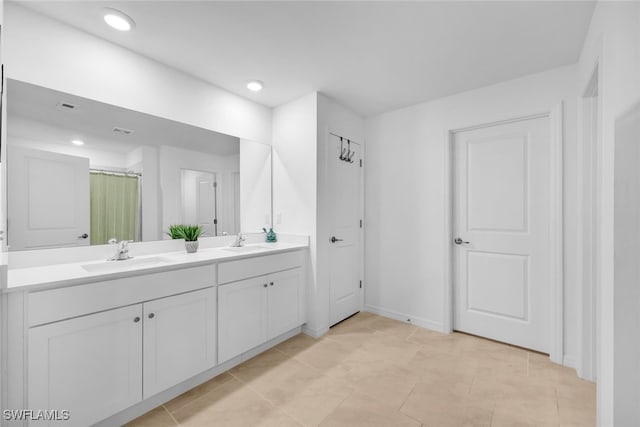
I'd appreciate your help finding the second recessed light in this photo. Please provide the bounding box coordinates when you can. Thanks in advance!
[103,8,136,31]
[246,80,264,92]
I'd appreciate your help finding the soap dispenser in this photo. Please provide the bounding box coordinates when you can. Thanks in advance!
[262,227,277,243]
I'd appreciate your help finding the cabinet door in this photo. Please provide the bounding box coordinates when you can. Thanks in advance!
[143,287,216,398]
[218,276,267,363]
[267,268,301,340]
[28,305,142,427]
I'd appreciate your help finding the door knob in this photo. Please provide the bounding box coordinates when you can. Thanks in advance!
[78,233,89,239]
[454,237,470,245]
[330,236,344,243]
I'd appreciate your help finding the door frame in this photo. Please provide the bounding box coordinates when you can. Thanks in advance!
[576,58,601,382]
[442,105,564,364]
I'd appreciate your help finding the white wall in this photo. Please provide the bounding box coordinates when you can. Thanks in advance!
[613,104,640,427]
[3,3,272,145]
[239,140,272,233]
[272,92,364,336]
[364,65,579,352]
[272,93,318,332]
[159,145,239,237]
[575,2,640,425]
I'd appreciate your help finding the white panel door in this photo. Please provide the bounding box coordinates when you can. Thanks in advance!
[329,135,362,326]
[218,276,268,363]
[143,287,216,398]
[267,268,301,339]
[28,305,142,427]
[8,147,90,250]
[196,172,217,236]
[453,116,550,352]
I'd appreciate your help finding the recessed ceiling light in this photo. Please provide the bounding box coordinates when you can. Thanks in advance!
[246,80,264,92]
[103,8,135,31]
[71,140,85,146]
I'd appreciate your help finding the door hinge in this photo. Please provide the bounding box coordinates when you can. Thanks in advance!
[359,219,363,228]
[359,280,362,289]
[360,159,363,167]
[213,218,218,225]
[213,181,217,188]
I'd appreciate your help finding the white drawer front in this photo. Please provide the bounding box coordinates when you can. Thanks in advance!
[218,251,303,285]
[28,264,216,326]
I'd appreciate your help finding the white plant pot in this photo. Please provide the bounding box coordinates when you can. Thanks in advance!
[185,241,199,253]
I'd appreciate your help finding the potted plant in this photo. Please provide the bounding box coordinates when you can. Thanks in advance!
[168,224,202,253]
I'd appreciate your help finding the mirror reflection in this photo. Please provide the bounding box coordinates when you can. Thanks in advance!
[6,79,271,251]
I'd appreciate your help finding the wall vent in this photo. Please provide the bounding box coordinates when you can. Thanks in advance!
[113,127,134,136]
[56,102,78,112]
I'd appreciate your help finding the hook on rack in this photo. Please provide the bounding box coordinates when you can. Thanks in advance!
[339,137,347,161]
[336,135,357,164]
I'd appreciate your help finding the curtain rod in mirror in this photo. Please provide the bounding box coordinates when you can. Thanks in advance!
[90,168,142,177]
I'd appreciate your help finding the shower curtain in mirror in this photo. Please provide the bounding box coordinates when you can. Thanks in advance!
[90,172,139,245]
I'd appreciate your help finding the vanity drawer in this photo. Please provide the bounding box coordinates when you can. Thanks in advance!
[28,264,216,327]
[218,251,304,285]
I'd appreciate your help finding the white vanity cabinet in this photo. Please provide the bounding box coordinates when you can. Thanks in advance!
[218,252,304,363]
[218,276,268,363]
[28,305,143,427]
[24,265,217,427]
[143,287,216,398]
[267,269,303,339]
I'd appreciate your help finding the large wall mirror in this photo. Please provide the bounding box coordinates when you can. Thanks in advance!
[5,79,272,251]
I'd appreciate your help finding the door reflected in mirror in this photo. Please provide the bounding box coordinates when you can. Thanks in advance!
[5,79,271,251]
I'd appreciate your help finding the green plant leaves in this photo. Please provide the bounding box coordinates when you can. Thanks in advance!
[168,224,202,241]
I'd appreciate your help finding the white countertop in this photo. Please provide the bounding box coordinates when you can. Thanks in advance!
[6,242,308,293]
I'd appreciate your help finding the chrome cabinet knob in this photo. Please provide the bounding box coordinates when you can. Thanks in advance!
[148,313,155,319]
[133,317,140,323]
[263,283,268,288]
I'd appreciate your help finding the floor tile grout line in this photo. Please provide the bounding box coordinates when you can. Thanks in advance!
[161,404,180,426]
[166,374,237,417]
[228,367,315,427]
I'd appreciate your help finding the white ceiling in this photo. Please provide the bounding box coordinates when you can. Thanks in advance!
[16,1,595,117]
[6,79,240,156]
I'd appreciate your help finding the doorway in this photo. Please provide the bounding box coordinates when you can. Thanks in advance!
[180,169,217,237]
[449,111,563,357]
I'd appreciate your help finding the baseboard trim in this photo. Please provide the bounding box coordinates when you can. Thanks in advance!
[363,304,445,333]
[563,354,577,369]
[96,326,302,427]
[302,324,329,338]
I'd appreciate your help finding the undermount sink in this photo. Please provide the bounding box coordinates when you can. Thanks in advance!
[220,245,271,253]
[81,256,172,273]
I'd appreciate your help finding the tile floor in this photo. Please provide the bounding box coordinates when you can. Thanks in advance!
[127,312,595,427]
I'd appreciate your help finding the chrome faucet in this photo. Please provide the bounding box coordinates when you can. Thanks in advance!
[108,238,133,261]
[230,233,245,247]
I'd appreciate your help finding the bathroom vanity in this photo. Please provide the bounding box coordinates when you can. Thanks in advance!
[2,239,308,426]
